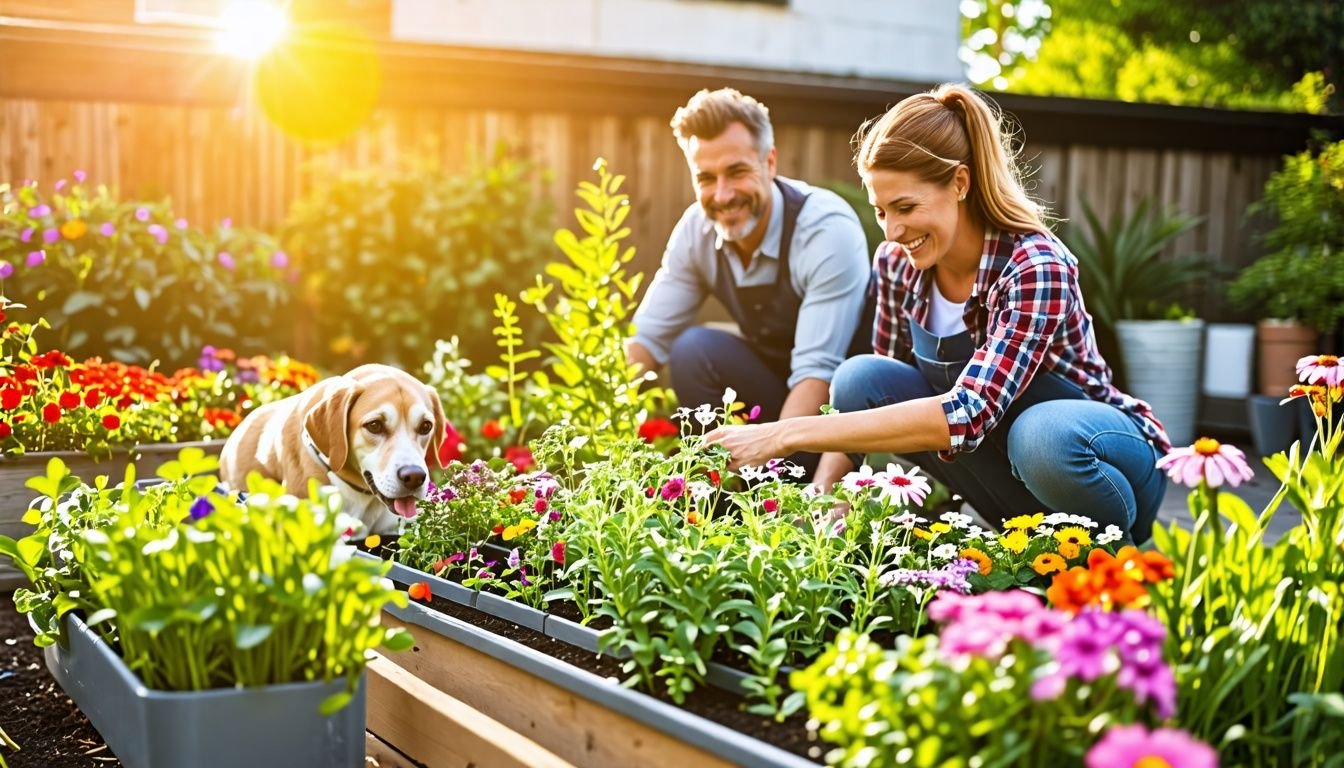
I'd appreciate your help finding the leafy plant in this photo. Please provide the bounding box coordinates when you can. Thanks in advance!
[0,176,294,367]
[0,451,412,713]
[1229,138,1344,334]
[282,145,554,369]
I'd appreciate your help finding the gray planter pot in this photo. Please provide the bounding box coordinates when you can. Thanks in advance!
[1247,394,1299,457]
[1116,319,1205,446]
[0,440,223,589]
[386,599,816,768]
[379,554,477,607]
[44,613,366,768]
[476,590,547,631]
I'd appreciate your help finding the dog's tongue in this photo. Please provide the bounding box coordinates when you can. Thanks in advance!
[393,497,419,518]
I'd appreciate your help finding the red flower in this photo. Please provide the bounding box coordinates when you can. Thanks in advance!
[551,540,566,565]
[438,421,464,465]
[59,391,80,410]
[480,419,505,440]
[0,388,20,410]
[42,402,61,423]
[83,389,102,408]
[638,417,678,443]
[503,445,535,472]
[491,524,506,535]
[30,350,71,369]
[0,421,10,439]
[102,414,121,430]
[709,470,721,486]
[534,498,548,513]
[508,488,529,505]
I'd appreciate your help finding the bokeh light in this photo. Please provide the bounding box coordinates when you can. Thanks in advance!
[253,21,381,143]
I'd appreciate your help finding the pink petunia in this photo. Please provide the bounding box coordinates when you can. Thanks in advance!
[660,476,686,501]
[1085,724,1217,768]
[1297,354,1342,388]
[1156,437,1254,489]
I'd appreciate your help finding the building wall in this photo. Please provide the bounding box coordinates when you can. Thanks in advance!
[390,0,962,82]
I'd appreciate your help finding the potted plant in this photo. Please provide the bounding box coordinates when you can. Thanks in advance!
[0,298,321,588]
[1067,196,1208,445]
[1229,138,1344,396]
[0,449,412,768]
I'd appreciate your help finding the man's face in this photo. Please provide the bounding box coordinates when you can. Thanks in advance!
[685,122,776,243]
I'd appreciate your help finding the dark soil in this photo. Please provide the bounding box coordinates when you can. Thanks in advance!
[1,591,120,768]
[415,592,820,762]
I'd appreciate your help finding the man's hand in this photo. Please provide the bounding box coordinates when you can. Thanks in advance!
[703,421,790,471]
[626,339,659,380]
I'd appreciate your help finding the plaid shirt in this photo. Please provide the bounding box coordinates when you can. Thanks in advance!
[872,227,1170,458]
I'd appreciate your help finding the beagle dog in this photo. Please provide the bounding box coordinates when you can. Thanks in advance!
[219,364,447,534]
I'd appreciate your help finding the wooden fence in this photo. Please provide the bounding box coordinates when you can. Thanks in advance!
[1,8,1339,319]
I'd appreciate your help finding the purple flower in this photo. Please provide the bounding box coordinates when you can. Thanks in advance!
[506,548,521,569]
[519,565,532,586]
[99,222,116,237]
[175,217,188,230]
[236,368,259,384]
[197,346,226,372]
[548,510,561,522]
[73,169,87,183]
[54,179,67,192]
[0,262,13,279]
[135,206,150,222]
[26,250,45,267]
[748,404,761,420]
[1055,612,1121,681]
[660,476,686,501]
[941,621,1012,659]
[147,224,168,244]
[189,496,214,521]
[1116,649,1177,719]
[1085,724,1217,768]
[270,251,289,268]
[42,228,59,244]
[218,252,236,270]
[881,559,978,596]
[221,217,232,229]
[19,227,33,243]
[29,205,51,217]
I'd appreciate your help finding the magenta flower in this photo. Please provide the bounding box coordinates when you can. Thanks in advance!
[1156,437,1254,489]
[271,250,289,268]
[660,476,686,501]
[19,227,33,243]
[1297,354,1342,387]
[763,498,779,514]
[551,540,566,565]
[54,179,67,192]
[135,206,150,222]
[42,228,59,244]
[99,222,116,237]
[73,169,86,182]
[175,217,189,230]
[26,250,45,267]
[1085,724,1217,768]
[747,404,761,421]
[0,262,13,279]
[29,204,51,217]
[221,217,232,228]
[147,224,169,244]
[218,251,236,270]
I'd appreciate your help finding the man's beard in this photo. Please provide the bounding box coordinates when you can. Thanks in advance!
[708,194,765,242]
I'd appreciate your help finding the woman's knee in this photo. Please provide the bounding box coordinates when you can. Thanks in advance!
[831,355,925,413]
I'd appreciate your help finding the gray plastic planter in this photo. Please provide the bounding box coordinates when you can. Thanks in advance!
[377,553,477,607]
[44,614,366,768]
[387,599,817,768]
[475,590,546,631]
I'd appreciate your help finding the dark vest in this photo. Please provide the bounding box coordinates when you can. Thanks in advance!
[711,179,875,379]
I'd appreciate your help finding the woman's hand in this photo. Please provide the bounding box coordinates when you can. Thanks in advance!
[703,421,790,471]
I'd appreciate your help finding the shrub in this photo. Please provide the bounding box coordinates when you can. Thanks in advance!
[283,145,554,368]
[0,175,294,368]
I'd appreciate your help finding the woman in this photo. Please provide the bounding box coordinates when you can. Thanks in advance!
[705,84,1169,543]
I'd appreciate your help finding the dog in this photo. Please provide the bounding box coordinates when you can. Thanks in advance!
[219,364,446,535]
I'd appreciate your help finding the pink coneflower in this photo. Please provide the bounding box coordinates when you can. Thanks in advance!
[877,463,931,506]
[1085,724,1217,768]
[1298,354,1342,387]
[1155,437,1253,489]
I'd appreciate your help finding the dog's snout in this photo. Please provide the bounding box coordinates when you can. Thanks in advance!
[398,465,427,490]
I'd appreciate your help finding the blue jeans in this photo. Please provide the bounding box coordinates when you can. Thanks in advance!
[668,326,819,475]
[831,354,1166,543]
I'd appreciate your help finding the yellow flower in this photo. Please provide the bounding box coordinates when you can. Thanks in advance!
[1058,541,1081,560]
[930,522,951,535]
[913,527,932,540]
[1004,513,1044,530]
[1001,530,1029,554]
[60,219,87,239]
[1054,526,1092,548]
[364,534,381,549]
[502,518,538,541]
[960,547,992,576]
[1032,553,1066,575]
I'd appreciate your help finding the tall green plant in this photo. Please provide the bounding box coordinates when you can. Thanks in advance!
[519,159,669,454]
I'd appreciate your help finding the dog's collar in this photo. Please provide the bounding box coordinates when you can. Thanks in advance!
[301,428,374,496]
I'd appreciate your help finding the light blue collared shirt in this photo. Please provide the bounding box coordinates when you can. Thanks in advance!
[633,176,870,388]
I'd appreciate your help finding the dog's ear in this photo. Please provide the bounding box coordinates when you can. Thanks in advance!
[425,387,448,470]
[305,379,361,472]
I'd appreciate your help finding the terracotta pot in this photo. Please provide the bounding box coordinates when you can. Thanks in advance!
[1257,320,1317,397]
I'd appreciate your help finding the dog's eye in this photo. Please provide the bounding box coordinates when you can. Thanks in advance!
[418,420,434,436]
[364,421,385,435]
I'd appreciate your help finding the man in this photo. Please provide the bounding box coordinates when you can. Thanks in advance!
[627,88,871,475]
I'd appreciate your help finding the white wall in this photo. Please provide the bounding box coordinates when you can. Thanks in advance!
[390,0,962,83]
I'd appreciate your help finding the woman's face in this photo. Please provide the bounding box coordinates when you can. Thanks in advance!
[864,166,970,271]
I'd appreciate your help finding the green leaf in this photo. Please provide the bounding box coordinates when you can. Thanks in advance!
[319,691,353,716]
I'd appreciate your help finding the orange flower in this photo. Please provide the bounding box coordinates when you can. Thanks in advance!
[1032,553,1066,576]
[408,582,432,602]
[687,509,701,525]
[959,547,992,576]
[481,420,505,440]
[60,219,87,239]
[1058,541,1081,560]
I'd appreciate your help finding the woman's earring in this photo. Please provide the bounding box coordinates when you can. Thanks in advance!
[958,192,966,202]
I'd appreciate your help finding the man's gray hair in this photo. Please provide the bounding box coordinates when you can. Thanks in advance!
[670,88,774,160]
